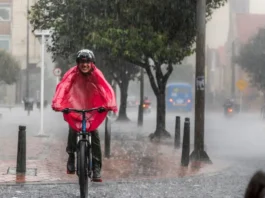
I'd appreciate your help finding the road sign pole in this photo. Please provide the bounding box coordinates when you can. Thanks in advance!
[53,68,62,86]
[235,79,247,113]
[231,42,236,97]
[240,91,243,112]
[236,79,247,93]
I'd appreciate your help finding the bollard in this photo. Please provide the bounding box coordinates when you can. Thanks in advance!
[181,118,190,167]
[104,117,111,158]
[174,116,181,149]
[16,126,26,174]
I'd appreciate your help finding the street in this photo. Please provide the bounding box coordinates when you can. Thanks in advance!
[0,106,265,197]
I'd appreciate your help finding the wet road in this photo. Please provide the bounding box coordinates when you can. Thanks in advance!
[0,107,265,197]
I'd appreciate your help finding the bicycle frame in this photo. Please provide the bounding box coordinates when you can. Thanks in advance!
[61,107,107,178]
[76,111,93,177]
[61,107,108,198]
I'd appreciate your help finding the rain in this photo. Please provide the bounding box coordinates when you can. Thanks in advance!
[1,0,265,197]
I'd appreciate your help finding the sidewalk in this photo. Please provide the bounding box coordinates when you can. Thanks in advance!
[0,109,227,184]
[0,132,227,184]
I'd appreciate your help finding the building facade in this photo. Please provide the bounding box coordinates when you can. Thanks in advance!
[0,0,12,103]
[224,0,250,97]
[0,0,56,104]
[223,0,265,109]
[229,0,250,15]
[12,0,42,103]
[0,0,11,51]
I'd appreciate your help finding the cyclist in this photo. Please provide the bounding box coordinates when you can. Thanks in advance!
[52,49,117,182]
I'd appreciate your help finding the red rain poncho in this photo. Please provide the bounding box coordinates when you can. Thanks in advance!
[52,64,117,132]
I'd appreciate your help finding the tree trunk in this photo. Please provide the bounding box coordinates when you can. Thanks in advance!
[143,62,173,141]
[149,90,171,140]
[117,79,130,121]
[133,60,173,140]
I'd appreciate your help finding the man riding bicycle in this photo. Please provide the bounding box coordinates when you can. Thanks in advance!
[52,49,117,182]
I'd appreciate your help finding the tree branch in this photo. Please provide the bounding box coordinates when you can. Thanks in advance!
[155,63,164,91]
[146,64,159,95]
[163,62,173,84]
[112,73,120,85]
[124,57,146,69]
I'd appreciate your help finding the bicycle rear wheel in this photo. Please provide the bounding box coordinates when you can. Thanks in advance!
[78,141,88,198]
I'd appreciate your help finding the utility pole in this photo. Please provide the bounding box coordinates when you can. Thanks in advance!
[231,41,236,98]
[25,0,30,99]
[190,0,211,163]
[137,67,144,127]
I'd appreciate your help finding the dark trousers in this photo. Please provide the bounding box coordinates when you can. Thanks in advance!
[66,126,102,171]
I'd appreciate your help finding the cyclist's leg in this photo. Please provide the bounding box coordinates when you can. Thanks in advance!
[91,129,102,181]
[66,126,77,173]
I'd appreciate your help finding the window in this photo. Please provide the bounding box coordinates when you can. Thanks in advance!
[0,35,10,51]
[0,4,11,21]
[172,87,190,94]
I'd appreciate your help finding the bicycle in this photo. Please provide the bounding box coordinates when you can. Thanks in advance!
[61,106,108,198]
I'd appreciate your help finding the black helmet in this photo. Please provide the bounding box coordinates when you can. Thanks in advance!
[76,49,95,63]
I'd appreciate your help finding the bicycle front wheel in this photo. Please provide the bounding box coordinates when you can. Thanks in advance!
[78,141,89,198]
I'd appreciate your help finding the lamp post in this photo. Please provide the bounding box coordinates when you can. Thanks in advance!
[25,0,30,99]
[34,30,51,137]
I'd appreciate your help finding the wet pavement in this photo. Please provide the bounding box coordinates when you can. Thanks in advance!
[0,106,265,197]
[0,107,222,184]
[0,162,261,198]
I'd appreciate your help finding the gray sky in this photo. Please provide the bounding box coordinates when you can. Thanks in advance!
[206,0,265,48]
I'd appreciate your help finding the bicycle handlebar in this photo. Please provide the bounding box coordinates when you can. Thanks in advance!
[61,107,108,114]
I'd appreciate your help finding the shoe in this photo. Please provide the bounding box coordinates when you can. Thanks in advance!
[92,169,102,182]
[92,177,103,182]
[67,153,75,174]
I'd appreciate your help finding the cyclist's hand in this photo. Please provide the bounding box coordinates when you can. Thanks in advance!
[98,107,106,113]
[61,108,70,114]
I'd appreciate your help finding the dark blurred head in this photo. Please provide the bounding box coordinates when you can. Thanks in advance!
[245,171,265,198]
